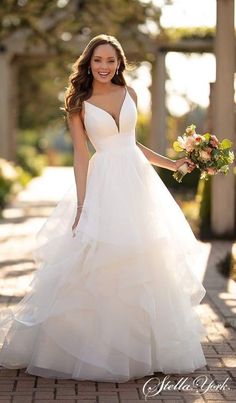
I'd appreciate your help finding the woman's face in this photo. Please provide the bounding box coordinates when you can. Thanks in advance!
[90,44,120,83]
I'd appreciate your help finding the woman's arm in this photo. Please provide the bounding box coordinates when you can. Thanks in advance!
[127,85,193,172]
[136,141,176,171]
[67,112,90,206]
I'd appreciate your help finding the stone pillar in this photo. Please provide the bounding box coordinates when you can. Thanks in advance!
[9,58,19,162]
[0,50,18,161]
[211,0,235,237]
[150,49,167,155]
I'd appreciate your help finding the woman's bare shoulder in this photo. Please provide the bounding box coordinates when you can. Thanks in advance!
[127,85,137,106]
[67,105,88,140]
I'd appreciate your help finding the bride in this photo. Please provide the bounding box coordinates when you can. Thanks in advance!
[0,34,207,383]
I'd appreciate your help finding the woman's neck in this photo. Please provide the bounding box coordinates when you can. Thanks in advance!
[92,80,116,95]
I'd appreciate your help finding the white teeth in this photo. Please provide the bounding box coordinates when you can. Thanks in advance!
[99,72,109,76]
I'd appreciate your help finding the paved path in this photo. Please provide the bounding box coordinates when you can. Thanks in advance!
[0,167,235,403]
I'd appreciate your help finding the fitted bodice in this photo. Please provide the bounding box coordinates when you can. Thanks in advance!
[83,86,138,153]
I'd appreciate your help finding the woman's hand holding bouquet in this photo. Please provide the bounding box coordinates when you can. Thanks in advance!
[172,124,234,182]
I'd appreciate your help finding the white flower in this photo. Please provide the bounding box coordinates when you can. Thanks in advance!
[177,135,187,149]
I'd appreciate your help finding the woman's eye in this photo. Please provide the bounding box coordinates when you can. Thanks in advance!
[93,59,115,63]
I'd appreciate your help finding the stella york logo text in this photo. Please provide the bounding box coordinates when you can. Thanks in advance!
[142,375,231,400]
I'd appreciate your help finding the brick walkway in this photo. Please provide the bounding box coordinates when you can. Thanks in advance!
[0,167,235,403]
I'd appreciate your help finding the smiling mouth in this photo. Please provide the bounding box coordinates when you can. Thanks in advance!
[98,72,110,77]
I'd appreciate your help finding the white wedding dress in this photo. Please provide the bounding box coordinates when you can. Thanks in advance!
[0,86,207,382]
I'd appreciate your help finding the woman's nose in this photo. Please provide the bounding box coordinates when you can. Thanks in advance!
[100,63,109,69]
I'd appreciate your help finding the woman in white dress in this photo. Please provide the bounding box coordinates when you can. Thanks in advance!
[0,34,207,383]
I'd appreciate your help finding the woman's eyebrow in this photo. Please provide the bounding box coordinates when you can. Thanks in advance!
[93,55,116,59]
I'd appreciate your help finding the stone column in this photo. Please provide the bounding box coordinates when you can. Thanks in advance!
[150,49,167,155]
[0,50,17,161]
[211,0,235,237]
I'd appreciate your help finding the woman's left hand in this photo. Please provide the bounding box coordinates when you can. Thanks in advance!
[173,157,196,173]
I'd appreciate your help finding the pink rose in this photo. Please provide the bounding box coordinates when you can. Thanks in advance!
[193,133,206,144]
[194,135,203,144]
[210,135,219,148]
[185,136,196,152]
[200,150,211,161]
[207,167,217,175]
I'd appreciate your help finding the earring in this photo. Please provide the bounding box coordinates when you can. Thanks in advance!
[116,66,119,75]
[88,67,91,75]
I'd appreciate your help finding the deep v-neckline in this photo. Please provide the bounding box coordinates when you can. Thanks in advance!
[84,86,127,133]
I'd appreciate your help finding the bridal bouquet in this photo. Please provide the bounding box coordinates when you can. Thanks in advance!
[172,124,234,182]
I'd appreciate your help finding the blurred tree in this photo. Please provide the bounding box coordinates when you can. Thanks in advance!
[18,58,65,129]
[0,0,169,58]
[0,0,172,132]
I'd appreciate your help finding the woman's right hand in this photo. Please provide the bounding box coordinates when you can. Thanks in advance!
[174,157,196,173]
[72,208,82,237]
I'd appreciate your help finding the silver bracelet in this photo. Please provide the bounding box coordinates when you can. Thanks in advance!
[77,204,83,209]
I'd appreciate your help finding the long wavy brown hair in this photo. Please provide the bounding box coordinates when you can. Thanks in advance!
[63,34,130,116]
